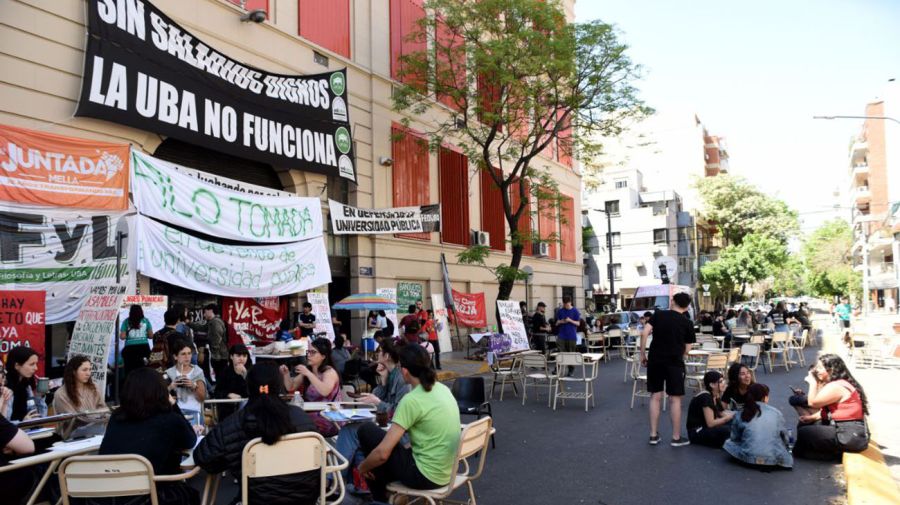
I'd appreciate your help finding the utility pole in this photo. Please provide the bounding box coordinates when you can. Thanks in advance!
[597,208,616,311]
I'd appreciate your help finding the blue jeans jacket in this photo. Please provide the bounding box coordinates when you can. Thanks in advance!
[723,403,793,468]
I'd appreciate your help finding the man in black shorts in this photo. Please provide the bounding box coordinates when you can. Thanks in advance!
[639,292,696,447]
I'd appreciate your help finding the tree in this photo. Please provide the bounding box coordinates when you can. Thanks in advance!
[391,0,649,302]
[771,257,808,297]
[803,219,861,299]
[696,175,799,245]
[700,233,789,303]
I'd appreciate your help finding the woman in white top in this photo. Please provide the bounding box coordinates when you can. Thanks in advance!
[165,341,207,425]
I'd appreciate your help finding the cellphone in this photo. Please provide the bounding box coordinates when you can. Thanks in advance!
[789,385,803,395]
[346,391,362,399]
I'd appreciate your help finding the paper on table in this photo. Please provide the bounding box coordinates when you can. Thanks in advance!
[321,409,375,422]
[50,435,104,452]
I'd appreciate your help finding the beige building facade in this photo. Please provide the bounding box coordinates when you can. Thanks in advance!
[1,0,583,341]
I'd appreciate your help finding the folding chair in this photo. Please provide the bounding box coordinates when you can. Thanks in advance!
[607,328,624,360]
[59,454,201,505]
[726,347,741,368]
[553,353,598,412]
[521,354,558,407]
[621,342,640,383]
[740,343,761,372]
[765,332,791,373]
[629,357,665,410]
[489,355,522,401]
[387,417,493,505]
[705,353,728,374]
[786,330,807,367]
[242,432,348,505]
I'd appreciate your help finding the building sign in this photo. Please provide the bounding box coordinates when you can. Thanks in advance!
[397,282,423,310]
[0,123,130,210]
[496,300,530,352]
[68,284,127,392]
[328,200,440,234]
[0,203,131,323]
[131,150,323,243]
[76,0,356,182]
[222,297,287,343]
[135,215,331,298]
[451,289,487,328]
[307,292,335,341]
[0,290,46,376]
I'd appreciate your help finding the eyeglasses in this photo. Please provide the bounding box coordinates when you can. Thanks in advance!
[307,349,320,356]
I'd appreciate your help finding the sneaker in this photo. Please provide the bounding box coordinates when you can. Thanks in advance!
[671,438,690,447]
[648,435,661,445]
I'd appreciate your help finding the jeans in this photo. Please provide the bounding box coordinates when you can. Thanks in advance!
[335,423,366,482]
[430,339,442,369]
[358,422,440,502]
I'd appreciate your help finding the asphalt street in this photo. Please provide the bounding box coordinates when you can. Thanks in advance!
[198,347,844,505]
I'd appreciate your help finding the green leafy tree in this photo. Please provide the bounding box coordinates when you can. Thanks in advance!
[700,233,789,303]
[696,175,799,245]
[391,0,650,301]
[771,257,808,297]
[803,219,861,299]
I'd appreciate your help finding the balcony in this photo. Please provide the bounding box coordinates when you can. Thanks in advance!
[850,163,869,179]
[855,185,872,203]
[850,140,868,164]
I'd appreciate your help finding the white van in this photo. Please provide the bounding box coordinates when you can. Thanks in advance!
[627,284,695,321]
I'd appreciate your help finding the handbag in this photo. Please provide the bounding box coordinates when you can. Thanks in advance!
[834,419,869,453]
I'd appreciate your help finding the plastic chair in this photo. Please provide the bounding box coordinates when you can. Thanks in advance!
[242,432,348,505]
[553,353,598,412]
[520,354,558,407]
[58,454,201,505]
[387,417,493,505]
[451,377,495,448]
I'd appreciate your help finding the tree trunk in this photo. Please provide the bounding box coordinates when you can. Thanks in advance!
[495,243,524,333]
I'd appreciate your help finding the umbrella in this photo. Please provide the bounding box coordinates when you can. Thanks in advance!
[332,293,397,311]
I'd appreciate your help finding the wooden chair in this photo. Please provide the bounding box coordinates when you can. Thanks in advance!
[705,353,728,374]
[58,454,201,505]
[387,417,493,505]
[521,354,558,407]
[726,347,741,367]
[242,432,348,505]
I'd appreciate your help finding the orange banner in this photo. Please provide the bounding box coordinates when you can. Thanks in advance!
[0,123,129,210]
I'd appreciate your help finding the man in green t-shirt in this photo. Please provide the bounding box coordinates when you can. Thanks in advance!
[357,345,460,502]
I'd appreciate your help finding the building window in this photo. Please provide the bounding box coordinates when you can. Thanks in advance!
[559,195,576,262]
[439,147,469,246]
[605,200,620,216]
[653,228,668,245]
[606,232,621,249]
[436,17,465,111]
[298,0,351,58]
[228,0,269,15]
[615,179,628,189]
[390,0,426,87]
[610,263,622,281]
[538,189,558,260]
[480,168,506,251]
[392,123,430,240]
[562,286,575,303]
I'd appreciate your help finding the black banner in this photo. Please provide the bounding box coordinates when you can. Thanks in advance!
[76,0,356,182]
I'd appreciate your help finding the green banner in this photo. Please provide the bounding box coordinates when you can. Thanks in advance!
[397,282,423,310]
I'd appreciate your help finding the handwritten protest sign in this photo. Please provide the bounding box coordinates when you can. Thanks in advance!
[0,291,46,375]
[397,282,423,310]
[496,300,530,352]
[376,287,398,337]
[69,284,127,392]
[307,292,335,341]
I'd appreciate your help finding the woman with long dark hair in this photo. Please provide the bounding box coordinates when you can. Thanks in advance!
[282,338,342,437]
[357,344,461,502]
[723,383,793,469]
[99,368,199,505]
[195,364,319,504]
[793,354,869,460]
[52,356,106,429]
[722,363,755,410]
[4,347,47,421]
[686,371,734,448]
[119,304,153,377]
[213,344,251,420]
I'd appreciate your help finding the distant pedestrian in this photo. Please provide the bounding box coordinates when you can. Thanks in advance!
[530,302,551,352]
[834,298,852,329]
[555,296,581,375]
[120,304,153,378]
[190,304,228,384]
[640,292,696,446]
[400,305,418,336]
[422,310,441,370]
[296,302,316,339]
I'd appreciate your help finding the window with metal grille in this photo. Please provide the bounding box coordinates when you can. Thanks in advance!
[606,232,621,250]
[615,179,628,189]
[605,200,620,216]
[439,147,469,246]
[298,0,350,58]
[610,263,622,281]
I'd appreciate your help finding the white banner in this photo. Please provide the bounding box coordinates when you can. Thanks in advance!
[131,150,323,243]
[68,284,127,393]
[497,300,530,352]
[307,292,335,342]
[135,215,331,298]
[0,202,133,323]
[329,199,440,235]
[431,294,453,354]
[376,287,399,337]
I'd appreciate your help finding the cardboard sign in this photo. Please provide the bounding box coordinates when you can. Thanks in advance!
[69,284,127,392]
[451,289,487,328]
[0,123,130,210]
[496,300,529,352]
[307,292,335,341]
[0,290,46,375]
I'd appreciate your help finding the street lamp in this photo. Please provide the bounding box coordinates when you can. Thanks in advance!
[813,115,900,125]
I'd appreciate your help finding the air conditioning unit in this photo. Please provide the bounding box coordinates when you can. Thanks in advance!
[534,242,550,257]
[471,230,490,246]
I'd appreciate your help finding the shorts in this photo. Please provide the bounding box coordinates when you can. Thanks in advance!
[646,359,686,396]
[841,319,850,329]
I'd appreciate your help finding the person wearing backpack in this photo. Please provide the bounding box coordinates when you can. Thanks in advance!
[149,308,187,371]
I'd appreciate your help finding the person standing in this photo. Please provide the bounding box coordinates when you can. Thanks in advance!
[530,302,551,352]
[190,304,228,384]
[296,302,316,339]
[422,310,441,370]
[639,292,696,447]
[555,296,580,376]
[400,305,419,336]
[119,304,153,378]
[834,298,852,330]
[415,300,428,322]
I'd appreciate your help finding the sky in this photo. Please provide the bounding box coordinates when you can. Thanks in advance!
[575,0,900,233]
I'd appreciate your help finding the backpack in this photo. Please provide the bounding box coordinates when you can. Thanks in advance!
[147,329,173,370]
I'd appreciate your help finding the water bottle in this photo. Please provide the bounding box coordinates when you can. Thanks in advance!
[26,398,36,416]
[292,391,303,408]
[787,429,795,453]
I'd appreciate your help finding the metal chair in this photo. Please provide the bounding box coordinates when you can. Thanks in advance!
[58,454,201,505]
[489,355,522,401]
[451,377,495,448]
[553,353,598,412]
[387,417,493,505]
[629,357,665,410]
[520,354,558,408]
[765,332,791,373]
[621,342,640,383]
[740,343,761,372]
[242,432,348,505]
[786,329,808,367]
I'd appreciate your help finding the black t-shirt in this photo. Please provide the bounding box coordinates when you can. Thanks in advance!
[769,309,788,326]
[0,415,19,456]
[647,310,696,362]
[687,391,721,430]
[298,313,316,337]
[792,311,811,328]
[722,387,749,410]
[99,410,197,475]
[531,312,548,334]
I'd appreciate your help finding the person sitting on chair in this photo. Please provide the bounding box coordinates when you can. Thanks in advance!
[282,338,342,437]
